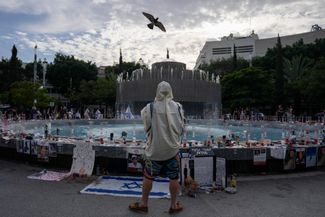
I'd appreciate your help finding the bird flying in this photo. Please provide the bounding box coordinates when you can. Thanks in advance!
[142,12,166,32]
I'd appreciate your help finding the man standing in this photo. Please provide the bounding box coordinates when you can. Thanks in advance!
[129,81,185,214]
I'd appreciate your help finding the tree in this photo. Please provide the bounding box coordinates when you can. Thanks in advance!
[283,55,314,114]
[105,61,147,77]
[0,45,23,92]
[284,55,313,82]
[95,76,117,106]
[9,81,52,111]
[232,44,237,71]
[221,67,274,112]
[47,53,98,95]
[299,57,325,114]
[274,34,285,106]
[23,60,43,81]
[199,57,249,78]
[72,76,117,107]
[0,58,9,92]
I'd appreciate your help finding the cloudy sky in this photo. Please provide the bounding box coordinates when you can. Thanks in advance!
[0,0,324,69]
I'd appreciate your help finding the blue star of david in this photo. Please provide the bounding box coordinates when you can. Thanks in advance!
[122,181,142,189]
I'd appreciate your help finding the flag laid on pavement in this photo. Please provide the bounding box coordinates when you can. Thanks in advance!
[80,176,169,198]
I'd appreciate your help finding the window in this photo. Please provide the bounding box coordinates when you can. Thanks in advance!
[236,45,253,53]
[212,47,231,55]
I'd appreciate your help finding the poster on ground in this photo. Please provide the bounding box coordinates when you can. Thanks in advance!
[253,148,267,166]
[49,143,57,157]
[284,149,296,170]
[127,153,143,173]
[37,143,49,162]
[306,147,317,168]
[30,140,38,155]
[23,140,31,154]
[270,146,286,159]
[194,157,214,186]
[180,156,194,186]
[295,148,306,166]
[70,143,95,176]
[317,146,325,167]
[215,157,226,188]
[15,139,24,153]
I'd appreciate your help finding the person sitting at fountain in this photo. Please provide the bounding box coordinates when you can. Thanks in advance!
[75,110,81,119]
[68,109,73,119]
[95,108,102,119]
[277,105,284,122]
[84,108,90,119]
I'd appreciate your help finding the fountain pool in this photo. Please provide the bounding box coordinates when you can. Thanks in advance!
[7,119,323,142]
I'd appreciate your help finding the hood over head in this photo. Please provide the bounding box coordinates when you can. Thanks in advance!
[155,81,173,101]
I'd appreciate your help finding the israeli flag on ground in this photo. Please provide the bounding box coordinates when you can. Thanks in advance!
[306,147,317,167]
[80,176,170,198]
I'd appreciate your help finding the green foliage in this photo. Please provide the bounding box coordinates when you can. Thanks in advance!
[105,61,147,77]
[72,75,117,107]
[0,91,9,104]
[250,38,325,114]
[22,61,44,81]
[0,58,9,92]
[299,57,325,113]
[0,45,24,92]
[275,35,285,105]
[221,67,274,110]
[95,76,117,105]
[9,81,53,111]
[284,55,313,82]
[199,57,249,77]
[233,44,237,71]
[47,53,98,94]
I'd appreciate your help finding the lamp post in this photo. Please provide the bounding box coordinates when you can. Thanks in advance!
[42,58,48,87]
[33,45,37,84]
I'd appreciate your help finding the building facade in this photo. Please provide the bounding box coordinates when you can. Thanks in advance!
[116,59,221,119]
[195,29,325,69]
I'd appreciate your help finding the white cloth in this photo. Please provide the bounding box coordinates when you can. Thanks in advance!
[270,146,287,159]
[141,81,185,161]
[70,143,95,176]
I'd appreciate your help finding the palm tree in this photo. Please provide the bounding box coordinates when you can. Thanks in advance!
[284,55,313,82]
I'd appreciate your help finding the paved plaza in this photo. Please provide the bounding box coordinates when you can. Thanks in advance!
[0,159,325,217]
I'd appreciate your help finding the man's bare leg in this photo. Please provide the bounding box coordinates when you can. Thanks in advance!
[141,176,153,206]
[169,179,180,209]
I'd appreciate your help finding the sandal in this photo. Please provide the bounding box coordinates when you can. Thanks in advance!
[129,202,148,213]
[168,201,183,214]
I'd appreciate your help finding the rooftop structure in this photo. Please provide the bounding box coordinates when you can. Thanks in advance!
[195,28,325,69]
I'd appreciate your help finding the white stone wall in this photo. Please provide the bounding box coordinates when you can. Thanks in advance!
[195,29,325,69]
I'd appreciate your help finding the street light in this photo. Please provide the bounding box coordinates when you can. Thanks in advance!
[42,58,48,87]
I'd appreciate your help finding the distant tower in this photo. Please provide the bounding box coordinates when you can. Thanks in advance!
[33,45,37,84]
[167,48,169,59]
[119,48,123,73]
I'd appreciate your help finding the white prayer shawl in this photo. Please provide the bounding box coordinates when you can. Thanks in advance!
[141,81,185,161]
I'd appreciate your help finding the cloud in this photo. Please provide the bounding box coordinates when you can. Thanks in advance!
[2,35,13,40]
[16,31,27,36]
[0,0,324,69]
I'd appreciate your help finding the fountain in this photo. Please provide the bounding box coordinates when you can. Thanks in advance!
[6,119,323,144]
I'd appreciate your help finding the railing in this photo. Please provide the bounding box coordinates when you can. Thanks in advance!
[223,114,325,123]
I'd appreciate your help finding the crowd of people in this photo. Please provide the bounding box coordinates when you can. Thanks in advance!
[229,107,265,121]
[224,106,325,123]
[1,104,325,124]
[0,106,106,121]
